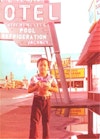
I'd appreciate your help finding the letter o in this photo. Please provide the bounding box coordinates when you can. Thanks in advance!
[5,5,15,21]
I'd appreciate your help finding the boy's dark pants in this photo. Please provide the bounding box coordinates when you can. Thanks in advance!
[29,96,50,139]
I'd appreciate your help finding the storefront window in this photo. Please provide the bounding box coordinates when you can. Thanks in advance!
[92,64,100,91]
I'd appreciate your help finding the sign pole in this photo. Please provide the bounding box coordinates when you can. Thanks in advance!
[48,22,70,103]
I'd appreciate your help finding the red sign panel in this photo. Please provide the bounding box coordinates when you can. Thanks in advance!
[0,2,61,23]
[31,54,42,63]
[0,0,61,47]
[0,23,53,46]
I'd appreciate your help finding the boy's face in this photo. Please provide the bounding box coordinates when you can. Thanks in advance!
[38,60,49,74]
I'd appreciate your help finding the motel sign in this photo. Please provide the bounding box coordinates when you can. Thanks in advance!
[0,0,61,47]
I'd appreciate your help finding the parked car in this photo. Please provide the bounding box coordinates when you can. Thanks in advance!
[14,80,24,89]
[0,79,5,88]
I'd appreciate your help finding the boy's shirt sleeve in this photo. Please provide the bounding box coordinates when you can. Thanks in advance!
[29,76,39,95]
[51,76,58,87]
[30,76,38,85]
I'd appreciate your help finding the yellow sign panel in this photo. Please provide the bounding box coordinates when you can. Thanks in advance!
[70,108,85,116]
[55,108,85,116]
[51,68,85,79]
[54,58,71,68]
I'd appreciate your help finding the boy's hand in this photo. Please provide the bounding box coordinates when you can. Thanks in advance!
[42,82,51,90]
[38,82,51,95]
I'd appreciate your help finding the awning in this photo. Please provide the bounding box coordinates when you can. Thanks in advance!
[77,20,100,65]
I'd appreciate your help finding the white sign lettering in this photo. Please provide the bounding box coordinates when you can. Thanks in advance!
[19,5,30,20]
[49,4,59,21]
[34,5,44,21]
[2,3,61,22]
[5,5,15,21]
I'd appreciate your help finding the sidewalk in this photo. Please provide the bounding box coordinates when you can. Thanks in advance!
[0,103,81,139]
[0,89,82,139]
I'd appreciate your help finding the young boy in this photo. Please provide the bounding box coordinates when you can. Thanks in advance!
[28,57,58,139]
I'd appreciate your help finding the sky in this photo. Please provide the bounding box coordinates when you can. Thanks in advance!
[54,0,92,54]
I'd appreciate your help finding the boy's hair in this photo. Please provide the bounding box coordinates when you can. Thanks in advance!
[37,58,50,67]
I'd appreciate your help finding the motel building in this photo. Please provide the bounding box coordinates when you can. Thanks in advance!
[76,0,100,138]
[77,0,100,104]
